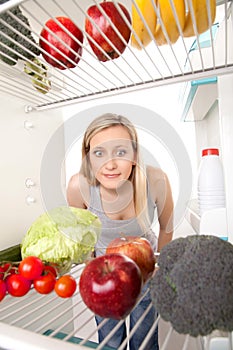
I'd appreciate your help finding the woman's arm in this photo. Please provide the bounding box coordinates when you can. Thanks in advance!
[67,173,89,209]
[147,166,174,252]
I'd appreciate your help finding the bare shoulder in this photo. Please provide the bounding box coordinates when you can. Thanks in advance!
[67,173,90,208]
[68,172,86,186]
[146,165,170,201]
[146,165,167,183]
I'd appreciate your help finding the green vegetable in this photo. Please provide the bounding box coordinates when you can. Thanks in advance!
[0,0,40,66]
[150,235,233,337]
[0,244,22,262]
[21,207,101,273]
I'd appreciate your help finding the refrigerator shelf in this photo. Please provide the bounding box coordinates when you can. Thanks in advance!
[0,0,232,111]
[0,264,232,350]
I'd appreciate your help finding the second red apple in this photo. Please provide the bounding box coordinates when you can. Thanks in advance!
[85,2,131,62]
[106,236,156,283]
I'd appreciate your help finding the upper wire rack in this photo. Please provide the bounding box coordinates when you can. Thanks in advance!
[0,0,232,111]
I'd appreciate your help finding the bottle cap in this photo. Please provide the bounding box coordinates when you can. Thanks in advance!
[202,148,219,157]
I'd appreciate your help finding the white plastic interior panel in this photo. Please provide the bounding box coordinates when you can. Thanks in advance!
[0,0,232,112]
[180,76,218,121]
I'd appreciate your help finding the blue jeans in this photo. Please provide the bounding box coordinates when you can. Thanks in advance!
[95,285,159,350]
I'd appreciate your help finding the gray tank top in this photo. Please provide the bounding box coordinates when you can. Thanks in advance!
[88,185,158,256]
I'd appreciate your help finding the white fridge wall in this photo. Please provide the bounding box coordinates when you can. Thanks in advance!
[218,74,233,241]
[0,93,66,250]
[190,73,233,242]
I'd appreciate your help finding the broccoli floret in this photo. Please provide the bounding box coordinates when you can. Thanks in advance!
[0,0,40,65]
[150,235,233,337]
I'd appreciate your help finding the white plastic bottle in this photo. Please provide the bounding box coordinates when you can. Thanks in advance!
[197,148,226,216]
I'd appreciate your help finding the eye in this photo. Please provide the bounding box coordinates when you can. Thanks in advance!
[116,149,126,157]
[93,150,104,157]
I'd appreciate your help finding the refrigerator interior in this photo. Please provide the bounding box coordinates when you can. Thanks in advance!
[0,0,233,349]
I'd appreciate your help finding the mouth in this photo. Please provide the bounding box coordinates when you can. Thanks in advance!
[102,174,121,179]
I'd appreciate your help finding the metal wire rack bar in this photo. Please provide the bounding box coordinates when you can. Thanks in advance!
[0,0,232,111]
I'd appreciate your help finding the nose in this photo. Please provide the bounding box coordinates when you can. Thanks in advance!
[105,157,117,170]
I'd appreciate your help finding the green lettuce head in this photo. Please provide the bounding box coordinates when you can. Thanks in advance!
[21,207,101,273]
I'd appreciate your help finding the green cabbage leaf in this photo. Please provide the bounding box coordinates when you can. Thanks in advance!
[21,207,101,273]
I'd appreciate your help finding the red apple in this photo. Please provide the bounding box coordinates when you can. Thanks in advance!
[106,236,156,283]
[85,2,131,61]
[39,17,83,70]
[79,253,142,320]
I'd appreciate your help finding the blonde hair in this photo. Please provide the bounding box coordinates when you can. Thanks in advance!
[80,113,150,233]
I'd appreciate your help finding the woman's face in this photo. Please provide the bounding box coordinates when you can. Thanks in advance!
[89,125,136,190]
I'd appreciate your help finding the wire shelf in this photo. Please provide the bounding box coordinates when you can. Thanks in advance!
[0,264,232,350]
[0,0,232,111]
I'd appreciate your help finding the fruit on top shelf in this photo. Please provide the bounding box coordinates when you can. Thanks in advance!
[39,17,83,70]
[106,236,156,283]
[24,57,51,94]
[130,0,216,48]
[131,0,157,49]
[154,0,185,45]
[183,0,216,37]
[85,1,131,61]
[79,253,142,320]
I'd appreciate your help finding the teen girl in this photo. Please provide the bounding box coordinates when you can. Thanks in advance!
[67,113,174,349]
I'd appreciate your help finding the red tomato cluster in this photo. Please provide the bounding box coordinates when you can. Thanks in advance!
[0,256,77,301]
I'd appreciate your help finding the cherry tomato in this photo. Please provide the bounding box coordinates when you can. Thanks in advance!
[43,264,57,277]
[1,263,10,270]
[0,280,7,301]
[34,273,56,294]
[54,275,77,298]
[19,256,44,280]
[0,263,17,279]
[6,274,31,297]
[0,266,5,280]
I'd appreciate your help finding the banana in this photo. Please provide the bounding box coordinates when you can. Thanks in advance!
[32,76,51,94]
[131,0,157,49]
[154,0,185,45]
[24,58,51,94]
[183,0,216,37]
